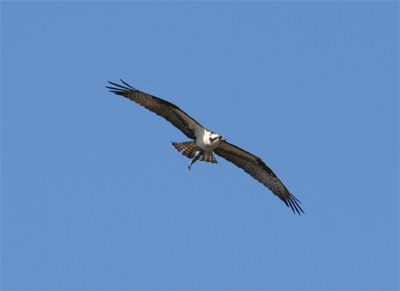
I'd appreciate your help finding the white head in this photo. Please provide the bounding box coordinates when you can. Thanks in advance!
[209,132,225,145]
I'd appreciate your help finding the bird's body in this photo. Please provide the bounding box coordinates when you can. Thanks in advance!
[175,129,224,170]
[196,130,224,151]
[106,80,304,215]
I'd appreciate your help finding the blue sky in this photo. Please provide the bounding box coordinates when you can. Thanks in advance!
[2,1,399,290]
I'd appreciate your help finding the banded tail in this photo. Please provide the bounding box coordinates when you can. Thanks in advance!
[172,141,218,164]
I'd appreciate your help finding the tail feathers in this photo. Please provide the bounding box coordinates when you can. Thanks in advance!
[172,141,195,158]
[172,141,218,164]
[199,151,218,164]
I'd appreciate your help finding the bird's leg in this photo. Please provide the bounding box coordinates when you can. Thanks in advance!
[188,149,202,170]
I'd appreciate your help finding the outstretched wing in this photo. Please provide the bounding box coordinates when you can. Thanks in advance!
[106,80,205,139]
[213,141,304,215]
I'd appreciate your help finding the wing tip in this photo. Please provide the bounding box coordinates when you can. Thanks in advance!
[283,193,304,216]
[106,79,137,95]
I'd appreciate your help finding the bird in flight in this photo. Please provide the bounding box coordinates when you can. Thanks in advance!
[106,80,304,215]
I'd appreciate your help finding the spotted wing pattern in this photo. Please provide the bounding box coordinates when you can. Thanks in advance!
[214,142,304,215]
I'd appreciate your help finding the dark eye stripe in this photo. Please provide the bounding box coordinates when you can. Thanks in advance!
[210,135,224,142]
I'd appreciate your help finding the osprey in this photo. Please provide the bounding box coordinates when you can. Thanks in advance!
[106,80,304,215]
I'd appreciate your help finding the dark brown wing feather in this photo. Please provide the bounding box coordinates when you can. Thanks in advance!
[106,80,205,139]
[214,141,304,215]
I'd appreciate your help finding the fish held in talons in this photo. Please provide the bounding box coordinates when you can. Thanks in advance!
[188,149,202,170]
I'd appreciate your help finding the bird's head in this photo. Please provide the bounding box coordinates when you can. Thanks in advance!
[209,132,226,145]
